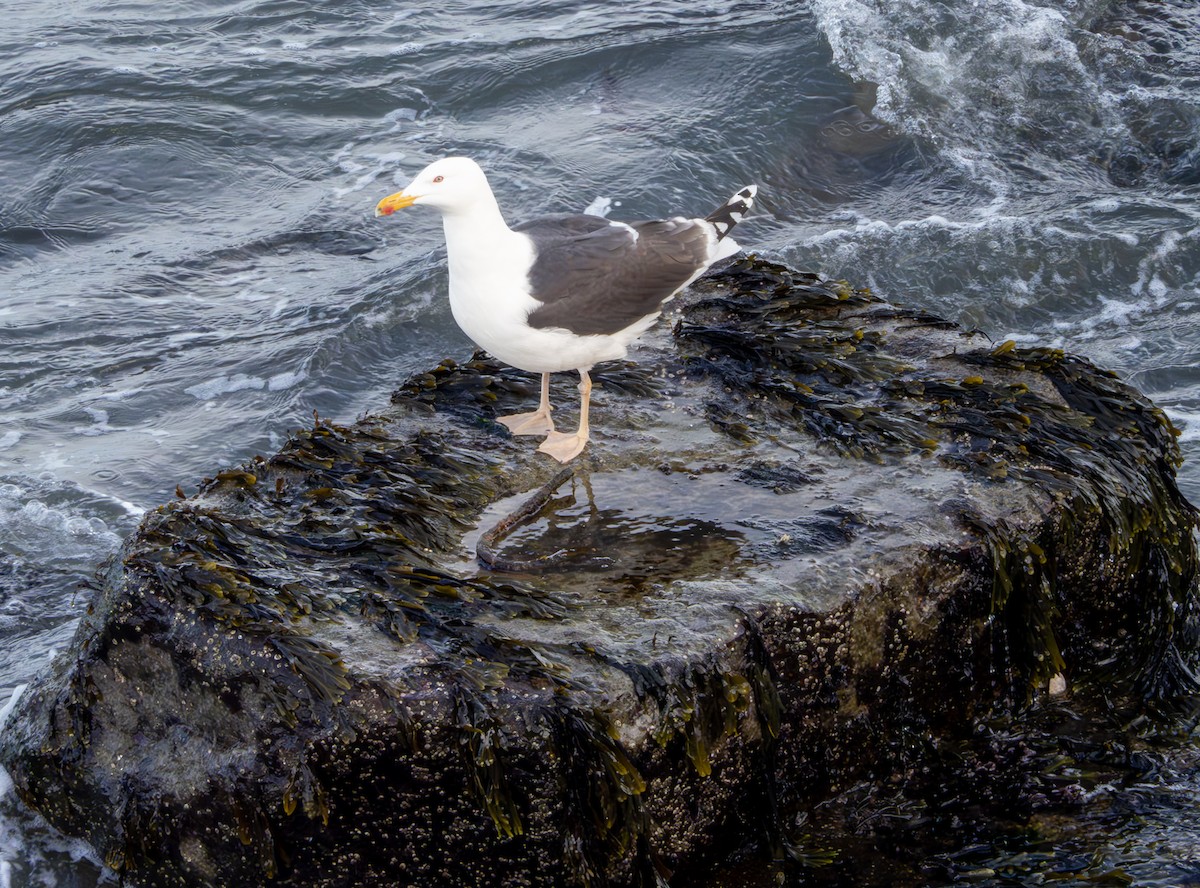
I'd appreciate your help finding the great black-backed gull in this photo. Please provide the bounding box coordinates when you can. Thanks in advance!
[375,157,757,462]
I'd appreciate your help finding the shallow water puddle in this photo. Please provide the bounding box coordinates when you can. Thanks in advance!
[457,462,858,594]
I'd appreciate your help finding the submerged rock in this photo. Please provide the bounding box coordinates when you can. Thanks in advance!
[1,258,1197,887]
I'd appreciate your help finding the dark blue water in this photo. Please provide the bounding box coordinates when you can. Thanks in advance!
[2,0,1199,884]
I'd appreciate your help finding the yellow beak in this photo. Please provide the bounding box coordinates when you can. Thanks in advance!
[375,191,417,217]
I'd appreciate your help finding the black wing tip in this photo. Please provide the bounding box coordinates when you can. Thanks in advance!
[705,184,759,239]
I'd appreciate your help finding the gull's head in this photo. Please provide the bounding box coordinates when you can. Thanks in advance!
[374,157,492,217]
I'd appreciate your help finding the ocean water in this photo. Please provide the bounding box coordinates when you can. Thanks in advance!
[1,0,1198,884]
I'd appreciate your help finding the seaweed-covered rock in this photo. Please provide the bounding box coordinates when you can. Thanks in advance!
[1,258,1197,887]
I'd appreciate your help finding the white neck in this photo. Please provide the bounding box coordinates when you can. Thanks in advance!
[442,189,509,251]
[440,191,529,295]
[431,181,579,373]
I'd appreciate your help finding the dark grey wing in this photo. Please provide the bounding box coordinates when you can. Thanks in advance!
[514,214,714,336]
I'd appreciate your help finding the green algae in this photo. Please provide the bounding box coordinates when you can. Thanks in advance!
[115,412,681,883]
[70,263,1200,881]
[4,257,1198,888]
[684,258,1199,703]
[678,262,924,461]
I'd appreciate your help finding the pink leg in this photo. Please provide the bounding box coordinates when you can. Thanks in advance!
[497,372,555,436]
[538,370,591,463]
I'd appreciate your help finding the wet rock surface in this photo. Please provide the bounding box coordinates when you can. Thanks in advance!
[2,257,1198,887]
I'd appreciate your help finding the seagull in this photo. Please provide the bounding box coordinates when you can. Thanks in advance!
[375,157,757,462]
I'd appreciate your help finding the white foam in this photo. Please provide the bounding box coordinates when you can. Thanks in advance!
[0,432,20,450]
[385,108,418,124]
[235,287,274,303]
[165,331,211,346]
[583,196,612,218]
[0,793,109,888]
[0,685,26,734]
[0,688,26,812]
[73,407,112,437]
[216,270,262,289]
[810,0,1115,185]
[332,148,409,198]
[268,369,307,391]
[97,388,144,402]
[335,171,385,199]
[1130,227,1198,301]
[1094,296,1145,327]
[1166,407,1200,444]
[184,374,266,400]
[108,496,147,518]
[802,210,1009,249]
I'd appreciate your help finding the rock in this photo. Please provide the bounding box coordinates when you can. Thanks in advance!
[1,258,1197,887]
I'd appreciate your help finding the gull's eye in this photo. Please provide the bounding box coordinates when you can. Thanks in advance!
[433,175,444,183]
